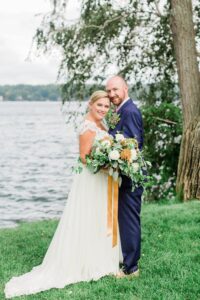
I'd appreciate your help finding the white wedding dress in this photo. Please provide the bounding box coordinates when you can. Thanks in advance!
[5,120,119,298]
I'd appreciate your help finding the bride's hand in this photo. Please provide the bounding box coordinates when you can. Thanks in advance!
[101,167,109,174]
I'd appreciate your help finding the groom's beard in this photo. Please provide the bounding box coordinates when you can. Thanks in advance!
[111,96,124,106]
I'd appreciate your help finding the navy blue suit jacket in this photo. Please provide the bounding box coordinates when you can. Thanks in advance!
[109,99,144,189]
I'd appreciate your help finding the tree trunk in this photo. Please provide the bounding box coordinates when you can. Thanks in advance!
[170,0,200,200]
[176,117,200,200]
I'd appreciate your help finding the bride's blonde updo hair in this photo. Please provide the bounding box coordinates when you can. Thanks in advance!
[89,90,110,104]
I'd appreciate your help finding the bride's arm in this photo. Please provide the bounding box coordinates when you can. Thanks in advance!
[79,130,96,164]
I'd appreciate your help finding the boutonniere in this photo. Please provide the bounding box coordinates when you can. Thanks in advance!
[105,105,120,129]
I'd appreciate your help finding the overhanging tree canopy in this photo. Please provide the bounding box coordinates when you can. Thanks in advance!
[35,0,200,200]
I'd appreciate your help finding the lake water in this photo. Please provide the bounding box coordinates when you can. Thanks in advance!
[0,101,85,228]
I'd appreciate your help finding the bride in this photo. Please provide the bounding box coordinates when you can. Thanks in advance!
[5,90,120,298]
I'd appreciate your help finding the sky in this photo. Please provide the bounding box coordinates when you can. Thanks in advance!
[0,0,80,85]
[0,0,169,85]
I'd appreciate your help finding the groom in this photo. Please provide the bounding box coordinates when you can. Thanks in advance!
[106,75,143,277]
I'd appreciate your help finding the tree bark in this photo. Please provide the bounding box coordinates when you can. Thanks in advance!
[170,0,200,200]
[176,117,200,200]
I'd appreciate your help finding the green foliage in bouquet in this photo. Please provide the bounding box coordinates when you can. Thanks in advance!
[74,133,151,191]
[85,141,109,174]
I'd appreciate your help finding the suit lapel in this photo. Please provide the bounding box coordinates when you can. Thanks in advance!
[117,99,132,114]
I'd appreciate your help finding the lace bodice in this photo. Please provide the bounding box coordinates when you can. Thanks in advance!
[78,119,109,140]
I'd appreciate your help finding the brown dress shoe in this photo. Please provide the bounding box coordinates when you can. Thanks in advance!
[116,269,139,279]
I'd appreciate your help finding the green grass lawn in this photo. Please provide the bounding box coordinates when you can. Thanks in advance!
[0,201,200,300]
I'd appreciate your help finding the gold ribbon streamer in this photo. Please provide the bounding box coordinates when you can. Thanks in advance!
[107,175,113,236]
[107,175,119,247]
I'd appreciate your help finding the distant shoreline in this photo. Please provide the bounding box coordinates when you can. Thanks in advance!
[0,99,60,102]
[0,84,61,102]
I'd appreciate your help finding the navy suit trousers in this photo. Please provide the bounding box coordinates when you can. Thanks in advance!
[118,186,142,273]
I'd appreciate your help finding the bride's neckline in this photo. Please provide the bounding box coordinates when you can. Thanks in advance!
[84,118,107,132]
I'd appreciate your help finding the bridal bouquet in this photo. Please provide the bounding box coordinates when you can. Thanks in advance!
[75,133,151,190]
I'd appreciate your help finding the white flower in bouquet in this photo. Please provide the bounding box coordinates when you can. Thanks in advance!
[131,149,138,161]
[101,139,112,147]
[115,133,125,142]
[109,150,120,161]
[132,162,139,173]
